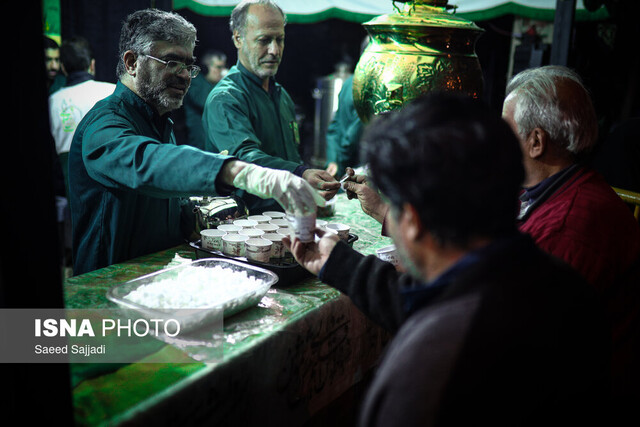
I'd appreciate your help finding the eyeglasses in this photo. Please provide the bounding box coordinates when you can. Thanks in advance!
[142,54,200,78]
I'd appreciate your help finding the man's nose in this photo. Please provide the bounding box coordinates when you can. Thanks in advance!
[268,40,281,56]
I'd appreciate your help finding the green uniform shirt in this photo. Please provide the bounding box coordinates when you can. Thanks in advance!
[183,73,215,150]
[202,61,304,213]
[325,75,364,177]
[69,81,233,275]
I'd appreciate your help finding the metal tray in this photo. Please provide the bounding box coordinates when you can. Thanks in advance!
[106,258,278,329]
[189,233,359,287]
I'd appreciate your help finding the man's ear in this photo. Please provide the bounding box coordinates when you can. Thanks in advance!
[122,50,137,76]
[399,203,425,243]
[232,31,243,49]
[525,127,548,159]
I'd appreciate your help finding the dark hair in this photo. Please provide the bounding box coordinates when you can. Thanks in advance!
[60,36,92,74]
[44,36,59,50]
[117,9,197,78]
[362,92,525,247]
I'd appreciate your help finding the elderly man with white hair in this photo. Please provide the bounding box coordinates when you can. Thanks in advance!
[502,65,640,409]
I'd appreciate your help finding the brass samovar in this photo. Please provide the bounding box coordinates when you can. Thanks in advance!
[353,0,484,123]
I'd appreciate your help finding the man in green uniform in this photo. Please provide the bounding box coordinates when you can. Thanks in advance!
[202,0,340,214]
[324,74,364,178]
[68,9,324,275]
[183,50,227,149]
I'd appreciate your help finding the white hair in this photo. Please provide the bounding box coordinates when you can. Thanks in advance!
[505,65,597,155]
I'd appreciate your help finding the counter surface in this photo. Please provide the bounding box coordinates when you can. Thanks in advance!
[64,193,394,426]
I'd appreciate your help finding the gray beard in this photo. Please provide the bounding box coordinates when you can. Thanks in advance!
[136,66,186,114]
[137,79,183,113]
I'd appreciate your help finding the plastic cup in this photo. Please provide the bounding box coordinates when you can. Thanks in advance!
[200,229,226,251]
[245,238,272,263]
[238,228,265,238]
[263,211,286,219]
[255,223,279,234]
[315,219,328,230]
[286,212,316,243]
[262,233,285,259]
[247,215,271,224]
[376,244,400,266]
[233,219,258,229]
[326,223,350,241]
[222,234,249,256]
[218,224,242,234]
[269,218,289,228]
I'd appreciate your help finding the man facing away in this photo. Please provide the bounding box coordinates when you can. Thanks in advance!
[68,9,324,275]
[502,66,640,406]
[285,92,610,426]
[202,0,339,214]
[49,36,116,193]
[344,66,640,409]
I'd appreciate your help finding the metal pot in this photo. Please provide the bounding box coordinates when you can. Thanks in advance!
[353,0,484,123]
[191,196,248,231]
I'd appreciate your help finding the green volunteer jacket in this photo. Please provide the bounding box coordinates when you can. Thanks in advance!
[68,81,233,275]
[202,61,305,213]
[325,75,364,177]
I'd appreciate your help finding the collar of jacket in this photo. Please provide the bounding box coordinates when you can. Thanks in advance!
[65,71,94,87]
[113,81,174,136]
[236,60,280,95]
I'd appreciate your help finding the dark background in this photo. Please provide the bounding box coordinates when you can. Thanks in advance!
[56,0,639,163]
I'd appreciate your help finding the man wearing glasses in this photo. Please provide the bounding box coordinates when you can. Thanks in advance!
[68,8,324,275]
[202,0,340,214]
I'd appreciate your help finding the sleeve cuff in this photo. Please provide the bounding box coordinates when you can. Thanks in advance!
[213,157,238,195]
[293,164,309,177]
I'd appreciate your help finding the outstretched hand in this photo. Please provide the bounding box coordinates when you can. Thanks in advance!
[341,167,389,224]
[282,228,340,276]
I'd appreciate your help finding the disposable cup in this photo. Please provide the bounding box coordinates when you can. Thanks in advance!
[245,238,272,263]
[247,215,271,224]
[233,219,258,229]
[238,228,265,238]
[326,223,350,241]
[262,233,285,259]
[200,229,226,251]
[286,213,316,243]
[218,224,242,234]
[222,234,249,256]
[268,219,289,228]
[376,244,400,266]
[263,211,286,219]
[255,223,279,233]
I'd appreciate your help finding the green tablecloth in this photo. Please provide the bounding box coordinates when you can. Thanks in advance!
[64,193,394,426]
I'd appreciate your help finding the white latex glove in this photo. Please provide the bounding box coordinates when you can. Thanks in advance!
[233,164,325,213]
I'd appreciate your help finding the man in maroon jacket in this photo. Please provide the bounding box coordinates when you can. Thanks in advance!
[502,66,640,406]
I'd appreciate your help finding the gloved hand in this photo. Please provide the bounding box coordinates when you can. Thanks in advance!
[233,164,325,213]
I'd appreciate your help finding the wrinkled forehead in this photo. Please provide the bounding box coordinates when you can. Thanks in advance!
[244,4,285,35]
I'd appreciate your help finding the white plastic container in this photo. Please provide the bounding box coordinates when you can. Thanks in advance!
[238,228,265,238]
[262,232,285,259]
[247,215,271,224]
[326,222,350,241]
[218,224,242,234]
[200,229,226,251]
[222,233,249,256]
[245,238,273,263]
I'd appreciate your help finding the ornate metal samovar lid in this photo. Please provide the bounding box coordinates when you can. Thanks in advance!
[364,0,482,32]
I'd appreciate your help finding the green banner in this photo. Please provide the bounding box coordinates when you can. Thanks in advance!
[42,0,61,44]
